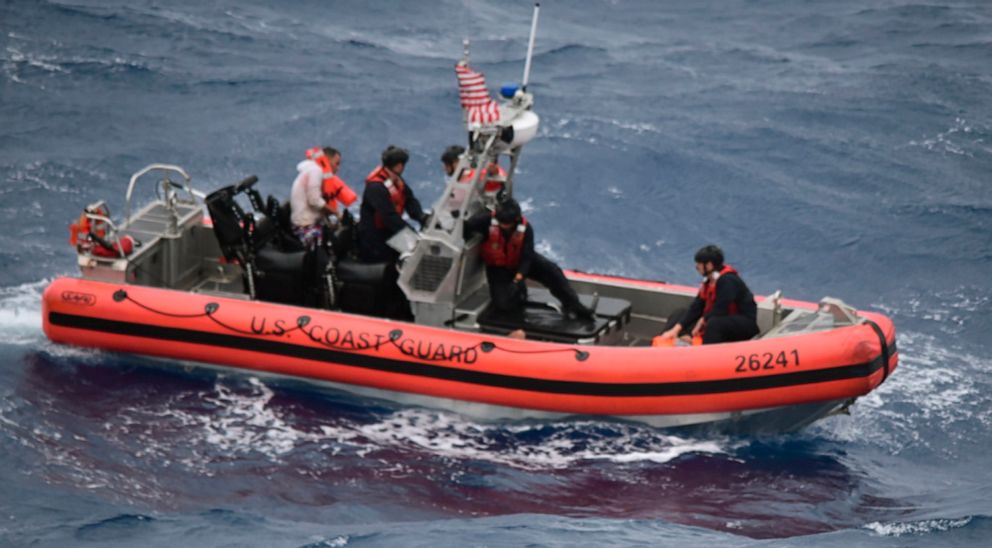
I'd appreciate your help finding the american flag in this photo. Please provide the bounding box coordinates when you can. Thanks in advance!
[455,63,501,125]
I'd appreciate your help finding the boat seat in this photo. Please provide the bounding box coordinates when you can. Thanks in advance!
[756,290,783,334]
[478,288,631,344]
[335,257,407,317]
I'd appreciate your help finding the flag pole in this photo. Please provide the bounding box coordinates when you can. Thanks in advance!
[521,3,540,90]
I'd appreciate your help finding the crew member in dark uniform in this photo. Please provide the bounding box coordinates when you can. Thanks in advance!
[464,198,594,320]
[356,145,428,263]
[657,244,759,344]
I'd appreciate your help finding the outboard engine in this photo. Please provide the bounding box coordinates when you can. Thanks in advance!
[206,175,319,304]
[205,174,385,312]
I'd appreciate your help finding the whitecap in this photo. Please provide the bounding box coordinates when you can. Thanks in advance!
[0,279,49,345]
[864,516,972,536]
[351,408,732,471]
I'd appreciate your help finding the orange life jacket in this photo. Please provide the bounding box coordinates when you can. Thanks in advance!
[480,214,527,268]
[699,264,740,316]
[69,204,110,247]
[365,166,407,230]
[305,147,357,214]
[459,163,507,193]
[69,204,135,257]
[70,212,101,247]
[651,334,703,347]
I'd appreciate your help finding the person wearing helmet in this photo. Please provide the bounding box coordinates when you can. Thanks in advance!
[356,145,428,263]
[464,197,594,320]
[656,244,758,345]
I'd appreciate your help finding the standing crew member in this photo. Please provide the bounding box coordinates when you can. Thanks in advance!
[656,245,759,345]
[289,146,356,249]
[464,198,594,320]
[356,145,428,263]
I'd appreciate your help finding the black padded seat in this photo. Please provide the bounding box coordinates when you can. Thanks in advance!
[478,288,631,344]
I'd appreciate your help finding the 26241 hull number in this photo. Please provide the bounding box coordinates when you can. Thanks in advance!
[735,350,800,373]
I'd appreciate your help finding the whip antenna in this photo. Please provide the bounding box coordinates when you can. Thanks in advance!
[521,3,540,90]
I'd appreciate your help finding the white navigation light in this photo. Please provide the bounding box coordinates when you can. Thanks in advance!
[503,110,540,149]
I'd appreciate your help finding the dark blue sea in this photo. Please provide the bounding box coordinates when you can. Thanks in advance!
[2,0,991,545]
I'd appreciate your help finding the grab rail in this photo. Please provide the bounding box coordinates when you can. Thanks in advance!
[81,212,128,259]
[123,164,194,229]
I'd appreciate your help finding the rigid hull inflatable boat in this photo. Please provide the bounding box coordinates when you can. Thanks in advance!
[44,269,896,431]
[41,158,896,431]
[41,14,897,432]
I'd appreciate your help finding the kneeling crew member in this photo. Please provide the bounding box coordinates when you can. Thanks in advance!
[441,144,506,196]
[356,145,428,263]
[658,244,758,345]
[464,198,594,320]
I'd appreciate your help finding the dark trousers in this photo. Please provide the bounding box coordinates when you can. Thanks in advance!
[487,254,583,314]
[357,233,399,264]
[703,315,759,344]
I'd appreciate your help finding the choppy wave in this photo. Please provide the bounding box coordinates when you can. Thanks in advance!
[121,376,732,473]
[0,280,46,345]
[350,408,730,470]
[823,328,992,459]
[906,117,992,158]
[2,45,154,85]
[864,516,974,537]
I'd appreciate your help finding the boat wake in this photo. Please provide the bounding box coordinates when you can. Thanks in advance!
[0,279,47,346]
[156,377,734,473]
[817,326,992,461]
[349,408,732,471]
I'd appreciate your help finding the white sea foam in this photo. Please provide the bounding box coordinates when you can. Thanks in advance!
[0,279,47,345]
[4,160,105,196]
[156,388,732,472]
[819,328,992,454]
[517,196,536,214]
[166,377,342,466]
[872,286,991,336]
[4,46,67,74]
[906,117,990,158]
[864,517,972,537]
[352,408,731,471]
[534,239,564,262]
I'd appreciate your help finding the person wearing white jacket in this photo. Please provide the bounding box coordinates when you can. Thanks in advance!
[289,146,353,249]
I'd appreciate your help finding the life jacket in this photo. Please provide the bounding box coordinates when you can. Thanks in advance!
[651,334,703,347]
[699,264,740,316]
[365,166,407,230]
[69,204,136,258]
[90,235,136,258]
[69,209,105,247]
[305,147,357,214]
[460,163,507,194]
[480,213,527,268]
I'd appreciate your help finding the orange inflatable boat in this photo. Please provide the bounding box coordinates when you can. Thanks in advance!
[43,58,898,432]
[43,162,896,432]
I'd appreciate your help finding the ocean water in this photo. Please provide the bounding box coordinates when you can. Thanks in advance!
[2,0,991,545]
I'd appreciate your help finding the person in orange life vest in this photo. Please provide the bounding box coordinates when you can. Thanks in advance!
[289,146,356,249]
[441,144,507,196]
[656,244,759,345]
[356,145,428,263]
[463,198,594,320]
